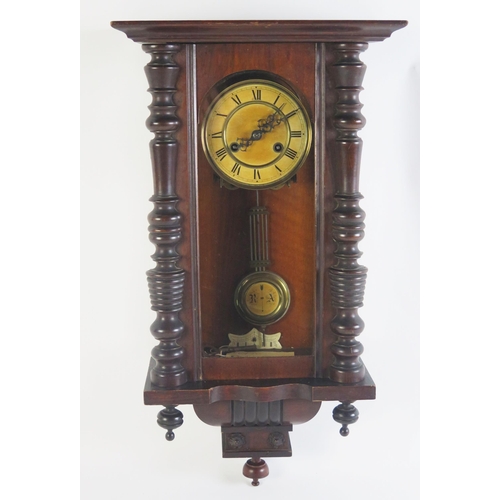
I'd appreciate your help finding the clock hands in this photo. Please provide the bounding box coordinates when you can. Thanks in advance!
[235,110,287,152]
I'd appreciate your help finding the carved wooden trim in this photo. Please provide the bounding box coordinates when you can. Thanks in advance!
[143,44,187,388]
[231,401,283,426]
[222,425,292,460]
[327,43,369,384]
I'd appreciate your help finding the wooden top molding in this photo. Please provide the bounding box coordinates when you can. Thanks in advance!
[111,20,407,44]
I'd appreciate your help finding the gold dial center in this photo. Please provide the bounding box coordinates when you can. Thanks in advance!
[225,103,289,167]
[244,282,281,317]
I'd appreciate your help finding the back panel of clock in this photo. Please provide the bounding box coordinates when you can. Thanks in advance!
[194,43,317,380]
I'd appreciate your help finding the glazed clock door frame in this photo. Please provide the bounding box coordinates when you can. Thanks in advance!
[194,42,318,382]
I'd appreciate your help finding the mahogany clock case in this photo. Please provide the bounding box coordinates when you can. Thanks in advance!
[103,17,417,490]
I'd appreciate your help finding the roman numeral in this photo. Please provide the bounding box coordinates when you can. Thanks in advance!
[231,163,241,175]
[254,169,261,180]
[216,112,228,117]
[231,94,242,106]
[275,165,282,173]
[284,148,297,160]
[285,109,298,119]
[252,89,262,100]
[211,131,223,139]
[290,131,302,138]
[273,94,281,106]
[215,147,227,161]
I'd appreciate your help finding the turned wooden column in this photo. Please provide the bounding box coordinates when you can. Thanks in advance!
[327,42,368,384]
[143,44,187,388]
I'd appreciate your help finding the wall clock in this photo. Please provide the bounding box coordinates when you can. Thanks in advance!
[111,20,407,486]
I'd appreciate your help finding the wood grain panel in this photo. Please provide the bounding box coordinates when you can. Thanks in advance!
[195,43,316,376]
[202,355,314,381]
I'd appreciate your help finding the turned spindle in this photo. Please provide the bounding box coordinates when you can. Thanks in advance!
[143,44,187,388]
[327,43,369,385]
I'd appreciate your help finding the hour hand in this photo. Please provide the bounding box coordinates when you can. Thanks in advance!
[237,129,263,151]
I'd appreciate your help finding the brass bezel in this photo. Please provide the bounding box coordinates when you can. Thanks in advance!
[201,78,312,190]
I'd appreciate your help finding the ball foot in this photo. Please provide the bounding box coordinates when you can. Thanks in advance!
[242,457,269,486]
[332,401,359,437]
[157,405,184,441]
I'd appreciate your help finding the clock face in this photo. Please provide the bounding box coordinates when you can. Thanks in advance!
[234,271,291,326]
[201,79,312,189]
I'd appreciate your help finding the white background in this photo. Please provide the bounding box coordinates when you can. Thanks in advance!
[90,2,420,499]
[81,2,419,499]
[4,1,500,499]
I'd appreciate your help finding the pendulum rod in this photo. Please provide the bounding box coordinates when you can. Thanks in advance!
[249,191,270,272]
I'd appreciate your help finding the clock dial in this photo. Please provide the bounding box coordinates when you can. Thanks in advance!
[234,271,291,326]
[202,79,312,189]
